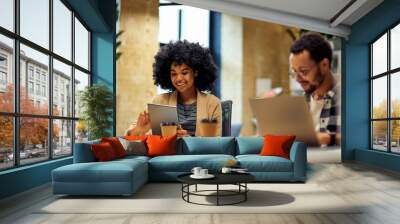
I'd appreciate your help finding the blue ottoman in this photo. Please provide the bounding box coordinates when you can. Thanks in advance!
[52,156,148,196]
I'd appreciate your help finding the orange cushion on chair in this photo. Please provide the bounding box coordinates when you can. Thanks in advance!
[101,137,127,158]
[146,135,177,157]
[91,142,118,161]
[259,134,296,159]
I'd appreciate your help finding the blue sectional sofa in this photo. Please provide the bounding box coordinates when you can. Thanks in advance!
[52,137,307,196]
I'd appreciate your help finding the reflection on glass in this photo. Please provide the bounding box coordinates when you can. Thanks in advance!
[181,6,210,47]
[20,0,49,49]
[0,34,14,113]
[372,121,388,151]
[53,59,72,117]
[20,44,49,115]
[391,120,400,153]
[0,116,14,170]
[391,24,400,70]
[372,77,387,119]
[75,120,88,143]
[53,0,72,60]
[391,72,400,118]
[74,69,89,118]
[0,0,14,31]
[159,5,180,43]
[372,33,387,76]
[74,17,89,70]
[53,119,72,158]
[20,117,49,165]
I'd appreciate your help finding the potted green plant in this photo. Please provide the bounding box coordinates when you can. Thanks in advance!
[79,84,113,140]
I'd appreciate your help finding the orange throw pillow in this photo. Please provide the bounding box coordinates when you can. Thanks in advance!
[260,134,296,159]
[146,135,177,157]
[124,135,148,142]
[91,142,117,161]
[101,137,126,158]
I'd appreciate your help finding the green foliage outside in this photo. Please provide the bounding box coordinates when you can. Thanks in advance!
[372,99,400,143]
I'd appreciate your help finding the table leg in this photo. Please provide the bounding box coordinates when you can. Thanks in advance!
[217,184,219,206]
[181,184,183,199]
[187,184,190,202]
[245,183,247,201]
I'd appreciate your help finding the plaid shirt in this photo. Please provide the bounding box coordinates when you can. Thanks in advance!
[305,85,340,135]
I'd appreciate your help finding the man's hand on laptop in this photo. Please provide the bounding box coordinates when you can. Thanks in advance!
[317,132,331,145]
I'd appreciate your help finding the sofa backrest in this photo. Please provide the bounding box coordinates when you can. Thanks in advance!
[178,137,236,155]
[235,137,263,155]
[73,139,100,163]
[73,137,271,162]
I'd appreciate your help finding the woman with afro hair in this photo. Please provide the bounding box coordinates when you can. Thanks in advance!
[126,40,222,137]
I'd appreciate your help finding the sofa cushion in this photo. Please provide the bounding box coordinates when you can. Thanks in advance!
[148,154,235,172]
[74,140,100,163]
[52,159,147,183]
[236,155,293,172]
[124,135,148,141]
[179,137,235,155]
[260,135,296,159]
[235,137,263,155]
[147,135,177,157]
[91,142,118,161]
[119,138,147,156]
[115,155,150,163]
[101,137,127,158]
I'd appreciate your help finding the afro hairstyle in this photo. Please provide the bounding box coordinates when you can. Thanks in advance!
[152,40,217,92]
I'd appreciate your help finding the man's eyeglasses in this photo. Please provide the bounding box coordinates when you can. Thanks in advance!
[289,64,318,79]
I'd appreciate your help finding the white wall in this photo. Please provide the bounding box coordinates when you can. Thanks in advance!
[220,14,243,125]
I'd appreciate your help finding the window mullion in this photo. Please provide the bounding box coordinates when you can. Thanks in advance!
[13,0,21,167]
[49,0,54,160]
[370,45,373,149]
[388,29,392,152]
[178,9,182,41]
[71,11,76,153]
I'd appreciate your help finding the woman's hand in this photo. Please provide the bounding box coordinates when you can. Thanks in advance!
[126,111,151,135]
[177,128,189,137]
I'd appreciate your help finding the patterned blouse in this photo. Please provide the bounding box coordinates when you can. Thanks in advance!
[177,102,197,136]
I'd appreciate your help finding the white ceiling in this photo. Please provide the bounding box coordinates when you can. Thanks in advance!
[227,0,352,22]
[171,0,384,38]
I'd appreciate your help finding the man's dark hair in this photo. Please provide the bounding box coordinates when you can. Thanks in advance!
[290,32,332,66]
[152,40,217,92]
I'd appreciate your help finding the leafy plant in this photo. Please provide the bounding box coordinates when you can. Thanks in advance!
[79,84,113,140]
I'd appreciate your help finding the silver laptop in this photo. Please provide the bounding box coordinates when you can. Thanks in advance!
[249,96,319,146]
[147,103,179,135]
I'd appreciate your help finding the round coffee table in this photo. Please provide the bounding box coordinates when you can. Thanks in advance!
[177,173,255,206]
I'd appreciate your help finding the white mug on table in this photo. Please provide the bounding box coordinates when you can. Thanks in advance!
[199,169,208,176]
[191,167,202,176]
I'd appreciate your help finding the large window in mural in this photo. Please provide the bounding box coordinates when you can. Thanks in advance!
[371,23,400,153]
[158,0,210,47]
[0,0,91,170]
[158,0,210,96]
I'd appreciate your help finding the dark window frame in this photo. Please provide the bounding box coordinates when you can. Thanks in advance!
[370,21,400,154]
[158,2,182,46]
[0,0,91,171]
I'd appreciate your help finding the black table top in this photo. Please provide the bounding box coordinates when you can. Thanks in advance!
[177,172,255,185]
